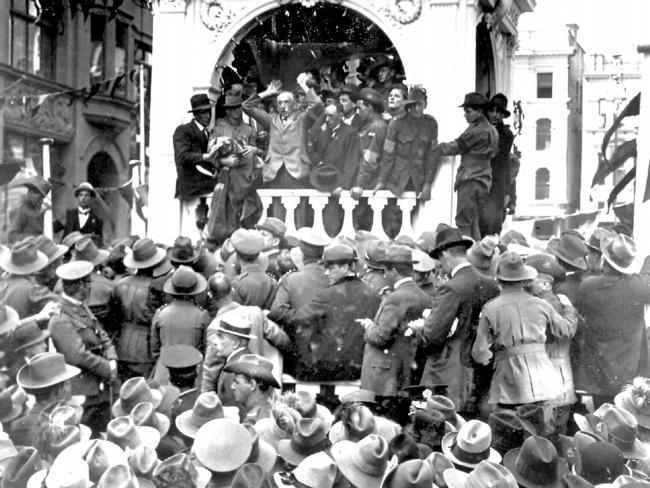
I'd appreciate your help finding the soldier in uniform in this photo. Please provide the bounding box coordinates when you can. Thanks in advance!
[231,229,278,310]
[48,260,119,435]
[268,227,330,377]
[284,244,381,382]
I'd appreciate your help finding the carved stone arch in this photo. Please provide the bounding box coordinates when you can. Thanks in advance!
[79,135,128,173]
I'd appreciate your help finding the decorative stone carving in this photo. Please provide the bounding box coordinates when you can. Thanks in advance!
[154,0,188,12]
[200,0,237,32]
[3,83,75,141]
[277,0,343,6]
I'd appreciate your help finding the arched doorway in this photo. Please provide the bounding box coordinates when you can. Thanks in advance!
[87,151,120,242]
[475,20,496,96]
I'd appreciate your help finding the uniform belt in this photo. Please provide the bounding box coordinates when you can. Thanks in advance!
[494,343,546,360]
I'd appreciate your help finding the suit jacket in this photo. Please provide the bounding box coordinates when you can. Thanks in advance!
[63,208,104,246]
[361,280,431,396]
[172,121,217,199]
[419,265,499,408]
[312,123,360,190]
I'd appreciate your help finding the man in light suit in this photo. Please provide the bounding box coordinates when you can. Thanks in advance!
[61,182,104,247]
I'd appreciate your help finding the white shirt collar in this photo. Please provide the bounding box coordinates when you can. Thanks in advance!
[451,262,471,278]
[393,277,413,289]
[194,120,207,132]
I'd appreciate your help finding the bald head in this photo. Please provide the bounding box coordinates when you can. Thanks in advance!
[208,272,232,301]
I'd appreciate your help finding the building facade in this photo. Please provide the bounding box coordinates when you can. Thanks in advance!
[512,22,584,219]
[0,0,152,243]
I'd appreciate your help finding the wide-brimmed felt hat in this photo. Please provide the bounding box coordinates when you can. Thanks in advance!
[600,234,640,275]
[224,354,280,389]
[54,439,128,484]
[130,401,170,437]
[357,239,387,269]
[278,418,328,467]
[497,251,538,282]
[430,228,473,259]
[615,381,650,429]
[467,237,499,271]
[445,460,518,488]
[404,409,447,450]
[309,165,342,193]
[425,451,454,488]
[489,411,526,455]
[404,86,428,107]
[331,434,390,488]
[112,376,163,417]
[459,92,489,108]
[160,344,203,370]
[586,228,617,254]
[163,265,207,296]
[73,236,108,267]
[425,395,466,430]
[153,453,211,488]
[573,442,627,485]
[176,392,239,438]
[0,238,49,275]
[525,253,566,282]
[358,87,384,112]
[193,419,254,472]
[95,465,144,488]
[17,352,80,389]
[123,238,166,269]
[488,93,511,117]
[213,309,257,340]
[380,244,415,265]
[0,385,27,424]
[106,416,160,451]
[547,234,588,271]
[73,182,97,199]
[504,436,569,488]
[441,420,501,469]
[188,93,214,113]
[128,445,160,480]
[274,451,337,488]
[13,321,50,352]
[292,391,334,431]
[516,404,549,437]
[587,404,648,459]
[241,423,277,474]
[223,463,270,488]
[329,405,399,444]
[61,232,86,249]
[4,446,42,488]
[23,176,51,198]
[32,235,68,265]
[35,454,93,488]
[382,459,433,488]
[167,236,200,264]
[222,93,243,109]
[560,474,595,488]
[0,305,19,336]
[254,415,294,452]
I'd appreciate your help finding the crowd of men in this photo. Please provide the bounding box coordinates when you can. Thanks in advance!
[0,174,648,487]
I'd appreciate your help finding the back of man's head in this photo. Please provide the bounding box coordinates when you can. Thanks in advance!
[208,272,232,300]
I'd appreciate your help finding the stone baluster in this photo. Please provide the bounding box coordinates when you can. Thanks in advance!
[397,197,417,237]
[258,195,273,225]
[309,195,329,236]
[339,194,358,238]
[282,196,300,235]
[367,194,389,240]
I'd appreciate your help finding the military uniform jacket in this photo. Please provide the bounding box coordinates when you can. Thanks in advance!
[151,300,211,361]
[288,275,381,381]
[380,113,439,196]
[88,272,117,335]
[232,262,278,310]
[361,280,432,396]
[49,297,117,398]
[356,115,389,189]
[115,274,155,364]
[0,275,57,319]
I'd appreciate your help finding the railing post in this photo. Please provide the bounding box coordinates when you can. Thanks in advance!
[339,193,358,238]
[282,196,300,235]
[397,198,417,237]
[367,193,389,240]
[310,195,328,236]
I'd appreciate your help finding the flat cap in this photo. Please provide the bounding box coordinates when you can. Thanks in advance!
[297,227,331,247]
[323,244,356,263]
[160,345,203,369]
[56,260,94,281]
[231,229,264,256]
[381,245,414,265]
[256,217,286,238]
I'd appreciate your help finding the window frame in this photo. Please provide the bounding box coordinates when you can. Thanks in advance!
[535,168,551,200]
[537,72,553,99]
[535,118,552,151]
[9,0,57,79]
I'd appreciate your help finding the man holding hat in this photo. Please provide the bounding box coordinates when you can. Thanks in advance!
[61,182,104,247]
[231,229,278,310]
[480,94,514,236]
[437,92,499,239]
[7,175,51,244]
[48,260,118,434]
[359,245,431,398]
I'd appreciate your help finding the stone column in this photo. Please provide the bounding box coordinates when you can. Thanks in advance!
[147,0,189,243]
[634,44,650,254]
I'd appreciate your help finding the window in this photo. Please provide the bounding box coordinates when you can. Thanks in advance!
[114,21,128,96]
[9,0,56,79]
[535,118,552,150]
[537,72,553,98]
[90,13,106,84]
[535,168,550,200]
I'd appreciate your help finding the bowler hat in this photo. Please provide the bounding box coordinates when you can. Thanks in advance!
[163,265,207,296]
[74,237,108,267]
[111,377,163,417]
[0,238,49,275]
[459,92,489,108]
[13,322,50,352]
[167,236,200,264]
[32,235,68,265]
[222,93,243,109]
[130,401,171,437]
[488,93,511,117]
[309,165,342,193]
[274,451,337,488]
[159,344,203,369]
[224,353,280,389]
[0,305,19,336]
[214,309,257,340]
[323,244,356,264]
[17,352,80,390]
[256,217,287,238]
[231,229,265,256]
[123,238,166,269]
[0,385,27,423]
[278,418,328,467]
[380,244,414,265]
[56,260,94,281]
[23,176,51,198]
[358,88,384,112]
[194,419,254,472]
[430,228,473,259]
[382,459,433,488]
[441,420,501,469]
[73,182,97,198]
[497,251,538,282]
[444,460,518,488]
[525,253,566,282]
[188,93,214,113]
[503,436,568,488]
[331,434,390,488]
[175,391,239,438]
[547,234,588,271]
[106,416,160,451]
[600,234,640,275]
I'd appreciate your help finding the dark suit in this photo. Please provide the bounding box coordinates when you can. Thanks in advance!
[172,121,217,199]
[63,208,104,246]
[361,280,431,396]
[312,123,360,190]
[419,264,499,413]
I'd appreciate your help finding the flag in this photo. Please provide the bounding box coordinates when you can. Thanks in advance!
[601,92,640,159]
[607,166,635,208]
[118,179,148,223]
[591,139,637,186]
[30,94,50,117]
